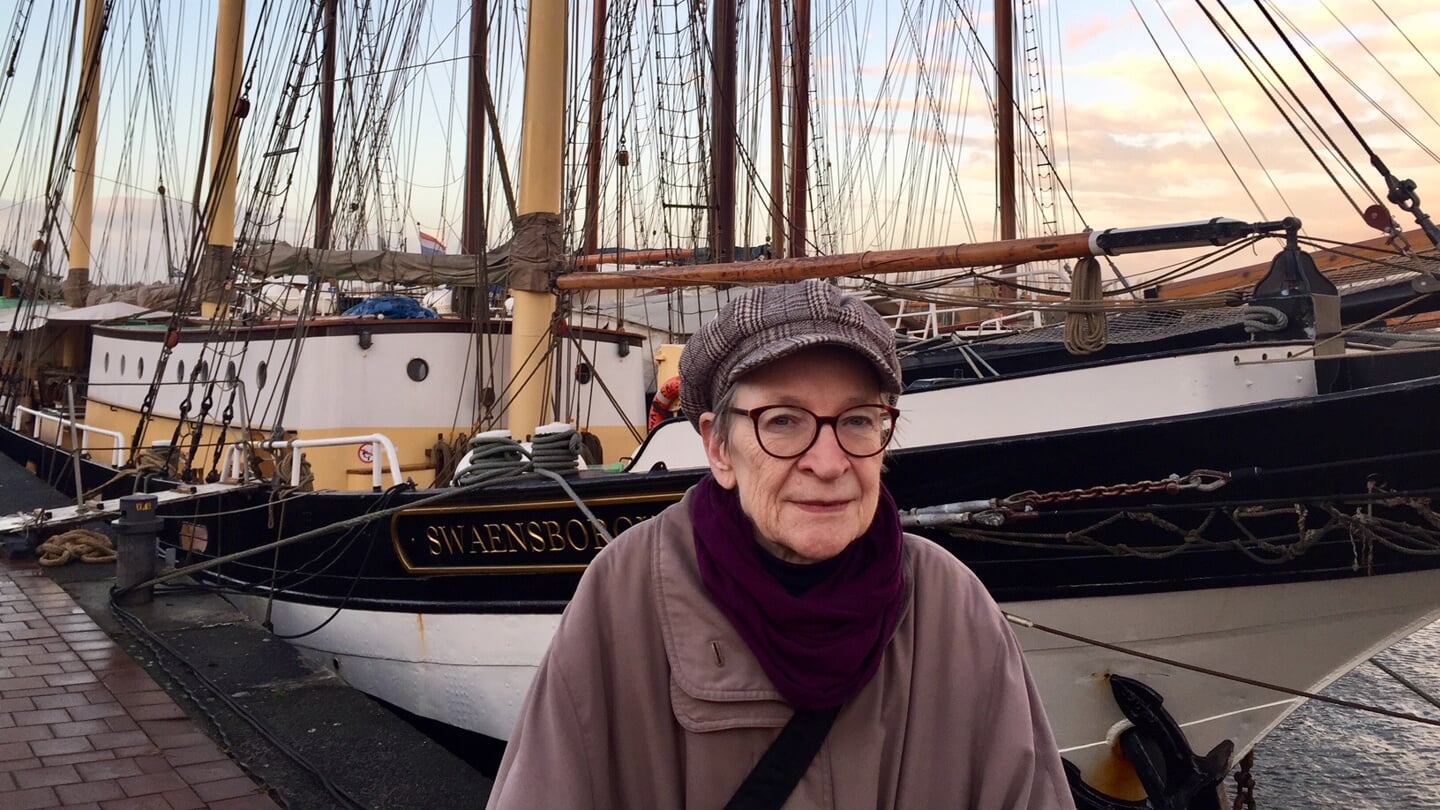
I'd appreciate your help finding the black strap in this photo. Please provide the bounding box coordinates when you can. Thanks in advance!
[724,706,842,810]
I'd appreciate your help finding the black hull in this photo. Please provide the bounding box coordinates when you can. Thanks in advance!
[10,346,1438,616]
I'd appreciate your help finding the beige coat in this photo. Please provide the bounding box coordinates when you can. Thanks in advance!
[487,490,1076,809]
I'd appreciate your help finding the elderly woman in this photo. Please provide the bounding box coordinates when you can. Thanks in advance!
[487,280,1075,809]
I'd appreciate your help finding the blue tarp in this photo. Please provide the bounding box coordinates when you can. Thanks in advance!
[342,295,438,319]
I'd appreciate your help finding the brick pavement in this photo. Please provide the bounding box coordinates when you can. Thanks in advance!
[0,558,281,809]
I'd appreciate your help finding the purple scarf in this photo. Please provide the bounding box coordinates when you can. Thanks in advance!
[690,474,907,710]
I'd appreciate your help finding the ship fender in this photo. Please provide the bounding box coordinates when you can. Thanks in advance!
[1065,675,1234,810]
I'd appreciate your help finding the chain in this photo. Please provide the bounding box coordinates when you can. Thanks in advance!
[1002,469,1230,508]
[1231,751,1256,810]
[207,390,239,482]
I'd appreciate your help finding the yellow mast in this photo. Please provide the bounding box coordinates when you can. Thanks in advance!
[63,0,104,313]
[505,0,567,442]
[200,0,246,316]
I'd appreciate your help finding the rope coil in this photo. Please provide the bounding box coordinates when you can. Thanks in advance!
[452,430,528,486]
[37,529,116,567]
[530,423,582,474]
[1063,257,1107,355]
[1242,304,1289,333]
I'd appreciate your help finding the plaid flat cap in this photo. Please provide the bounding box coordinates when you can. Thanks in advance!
[678,279,902,429]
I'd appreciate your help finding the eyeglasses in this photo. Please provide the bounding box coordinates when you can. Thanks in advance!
[726,404,900,459]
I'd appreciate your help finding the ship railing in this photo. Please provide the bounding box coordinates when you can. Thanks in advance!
[221,432,405,491]
[971,264,1137,334]
[977,309,1046,333]
[874,301,978,341]
[10,405,125,467]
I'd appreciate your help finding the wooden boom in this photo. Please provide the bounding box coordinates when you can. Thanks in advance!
[554,218,1271,291]
[556,233,1093,290]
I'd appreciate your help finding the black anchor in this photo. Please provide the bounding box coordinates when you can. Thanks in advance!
[1065,675,1235,810]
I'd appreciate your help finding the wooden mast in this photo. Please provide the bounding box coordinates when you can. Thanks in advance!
[463,0,487,255]
[787,0,810,257]
[315,0,336,249]
[64,0,104,311]
[200,0,246,314]
[581,0,608,257]
[995,1,1016,244]
[506,0,566,442]
[709,0,737,263]
[768,0,786,257]
[994,0,1018,299]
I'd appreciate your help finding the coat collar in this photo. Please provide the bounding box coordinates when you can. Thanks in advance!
[651,488,915,733]
[654,489,793,731]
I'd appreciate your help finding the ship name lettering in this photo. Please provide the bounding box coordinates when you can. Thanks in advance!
[415,513,651,560]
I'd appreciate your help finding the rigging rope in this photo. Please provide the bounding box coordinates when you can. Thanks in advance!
[1062,257,1106,354]
[1005,611,1440,729]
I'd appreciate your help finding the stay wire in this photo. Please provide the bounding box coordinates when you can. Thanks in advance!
[1312,0,1440,150]
[1003,612,1440,729]
[1141,0,1285,218]
[266,483,409,641]
[1368,0,1440,82]
[1250,0,1411,181]
[1368,657,1440,712]
[1211,0,1380,205]
[1193,0,1368,220]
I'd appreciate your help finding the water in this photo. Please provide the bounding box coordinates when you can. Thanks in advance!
[1255,620,1440,809]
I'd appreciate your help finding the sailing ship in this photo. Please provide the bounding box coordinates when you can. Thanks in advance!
[2,0,1439,803]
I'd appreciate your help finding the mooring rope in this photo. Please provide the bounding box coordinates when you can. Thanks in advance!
[1368,656,1440,712]
[1241,304,1289,333]
[109,598,367,810]
[452,430,528,485]
[37,529,116,566]
[1004,612,1440,728]
[530,423,582,474]
[116,437,613,598]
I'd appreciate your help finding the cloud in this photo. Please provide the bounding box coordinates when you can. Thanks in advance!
[1065,15,1121,51]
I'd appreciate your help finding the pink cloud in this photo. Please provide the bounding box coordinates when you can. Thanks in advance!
[1065,16,1119,50]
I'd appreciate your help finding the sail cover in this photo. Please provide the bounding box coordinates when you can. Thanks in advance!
[245,242,512,286]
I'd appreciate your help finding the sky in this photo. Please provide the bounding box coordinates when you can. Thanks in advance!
[0,0,1435,288]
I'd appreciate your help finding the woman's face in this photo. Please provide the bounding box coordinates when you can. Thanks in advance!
[699,346,886,563]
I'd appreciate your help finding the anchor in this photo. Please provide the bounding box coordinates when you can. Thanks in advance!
[1066,675,1235,810]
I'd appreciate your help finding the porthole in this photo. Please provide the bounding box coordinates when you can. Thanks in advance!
[256,361,268,390]
[226,361,237,383]
[137,357,145,380]
[177,360,185,384]
[103,352,110,373]
[406,358,429,382]
[196,361,209,382]
[120,356,126,375]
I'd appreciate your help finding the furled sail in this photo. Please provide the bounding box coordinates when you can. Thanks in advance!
[244,242,512,286]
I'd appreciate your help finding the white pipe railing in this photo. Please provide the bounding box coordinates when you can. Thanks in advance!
[978,309,1045,333]
[11,406,125,467]
[222,432,404,490]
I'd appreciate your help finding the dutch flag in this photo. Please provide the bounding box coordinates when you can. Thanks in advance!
[418,229,446,256]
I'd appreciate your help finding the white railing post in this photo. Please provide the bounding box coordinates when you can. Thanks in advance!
[253,432,404,490]
[12,405,125,467]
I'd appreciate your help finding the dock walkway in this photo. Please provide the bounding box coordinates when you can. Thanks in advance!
[0,448,494,809]
[1,558,280,809]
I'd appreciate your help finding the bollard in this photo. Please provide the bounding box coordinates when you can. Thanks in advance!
[113,494,163,606]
